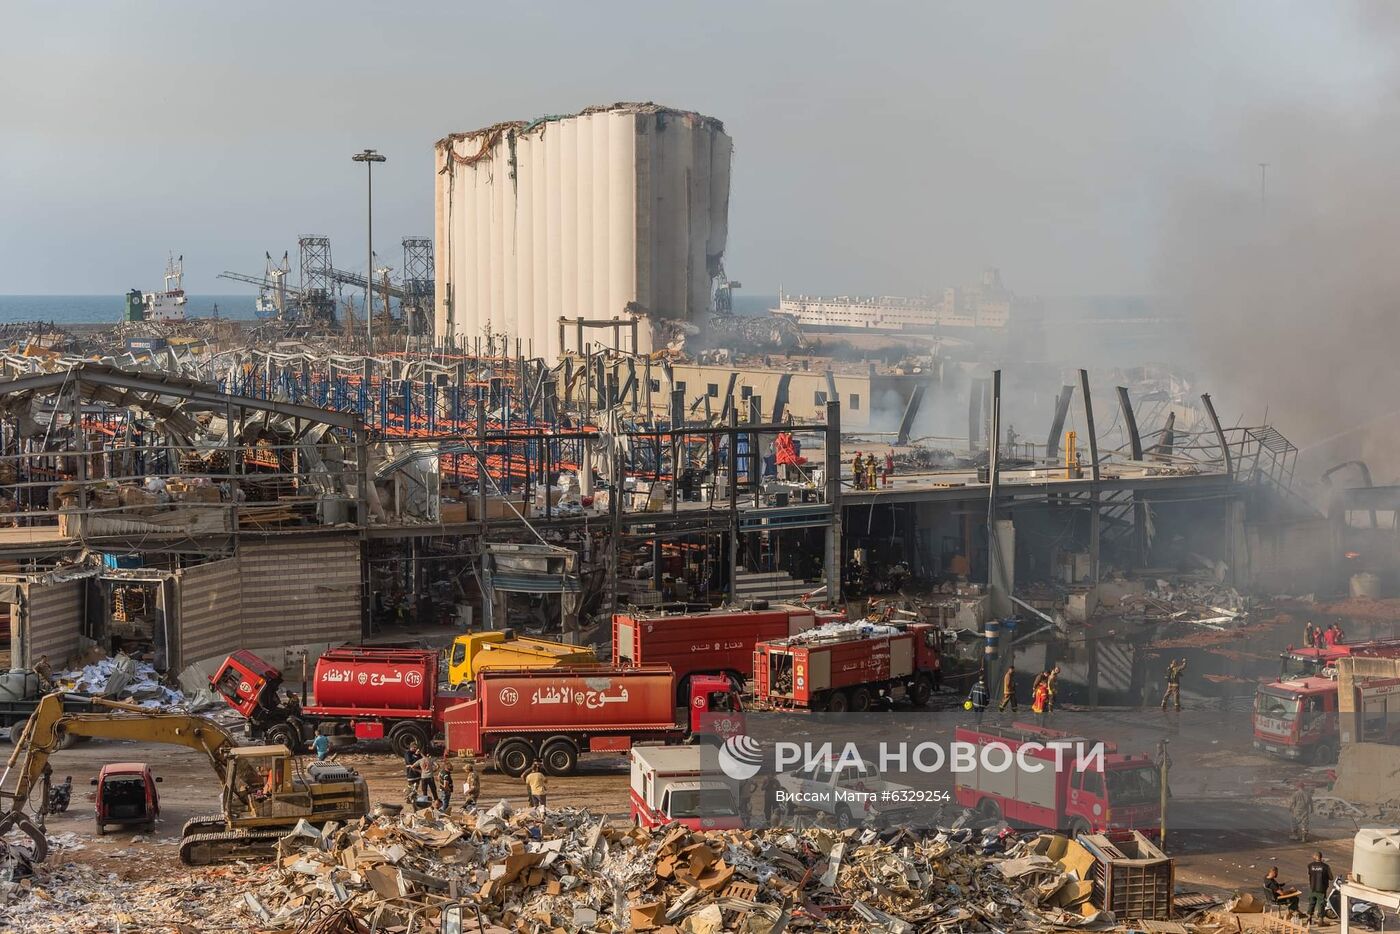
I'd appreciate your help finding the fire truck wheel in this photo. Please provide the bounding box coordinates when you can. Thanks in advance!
[494,740,535,777]
[1312,742,1337,765]
[388,723,430,759]
[540,739,579,776]
[1067,818,1091,839]
[266,722,298,751]
[909,678,932,708]
[849,688,873,713]
[976,798,1002,823]
[825,691,850,713]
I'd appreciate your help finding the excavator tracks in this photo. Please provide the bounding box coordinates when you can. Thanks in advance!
[178,829,284,866]
[181,814,227,837]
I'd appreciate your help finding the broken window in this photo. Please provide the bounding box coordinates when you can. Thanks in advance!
[814,391,827,406]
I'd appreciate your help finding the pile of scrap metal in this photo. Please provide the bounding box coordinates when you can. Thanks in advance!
[2,802,1237,932]
[1118,578,1250,629]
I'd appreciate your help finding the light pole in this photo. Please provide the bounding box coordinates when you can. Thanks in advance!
[352,149,386,354]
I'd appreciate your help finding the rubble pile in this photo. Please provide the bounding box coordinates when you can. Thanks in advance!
[55,653,187,708]
[0,803,1237,933]
[1123,579,1250,629]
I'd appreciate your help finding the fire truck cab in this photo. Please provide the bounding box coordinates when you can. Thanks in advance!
[1253,677,1339,762]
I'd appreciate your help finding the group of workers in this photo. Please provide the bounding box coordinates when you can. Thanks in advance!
[851,450,894,490]
[401,740,480,811]
[1264,851,1335,924]
[967,662,1061,722]
[1303,621,1346,650]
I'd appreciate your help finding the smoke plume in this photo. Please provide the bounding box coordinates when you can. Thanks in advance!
[1158,79,1400,482]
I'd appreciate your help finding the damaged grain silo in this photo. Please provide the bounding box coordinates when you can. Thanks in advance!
[433,102,731,363]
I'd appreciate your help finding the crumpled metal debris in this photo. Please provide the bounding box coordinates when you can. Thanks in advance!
[2,808,1211,932]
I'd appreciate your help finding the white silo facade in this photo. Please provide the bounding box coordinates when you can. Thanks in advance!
[434,103,731,362]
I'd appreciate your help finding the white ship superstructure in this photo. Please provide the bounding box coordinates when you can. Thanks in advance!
[141,254,188,323]
[775,268,1014,335]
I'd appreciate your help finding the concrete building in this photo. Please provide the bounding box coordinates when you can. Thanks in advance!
[658,358,936,430]
[434,103,731,363]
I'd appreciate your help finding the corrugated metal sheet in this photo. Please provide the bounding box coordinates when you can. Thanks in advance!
[435,103,731,363]
[239,536,361,648]
[22,578,83,667]
[176,557,243,669]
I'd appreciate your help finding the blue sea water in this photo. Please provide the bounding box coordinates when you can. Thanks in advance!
[0,294,260,324]
[0,293,780,325]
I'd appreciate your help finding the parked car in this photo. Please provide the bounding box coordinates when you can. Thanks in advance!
[92,762,161,834]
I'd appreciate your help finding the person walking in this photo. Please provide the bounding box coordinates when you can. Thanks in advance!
[998,663,1018,712]
[1289,782,1313,843]
[1305,851,1333,924]
[463,763,481,808]
[414,749,438,804]
[1031,673,1050,724]
[1160,658,1186,711]
[403,741,423,802]
[435,757,454,810]
[968,670,990,725]
[1045,664,1061,714]
[524,761,548,811]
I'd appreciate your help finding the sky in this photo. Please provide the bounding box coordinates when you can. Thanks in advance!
[0,1,1388,298]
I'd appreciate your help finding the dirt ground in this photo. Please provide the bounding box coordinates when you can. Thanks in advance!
[20,721,1361,905]
[23,737,637,881]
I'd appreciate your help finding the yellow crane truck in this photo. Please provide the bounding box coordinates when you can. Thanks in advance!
[0,693,368,866]
[446,630,597,687]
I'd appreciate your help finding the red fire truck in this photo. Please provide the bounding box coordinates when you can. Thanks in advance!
[953,723,1162,836]
[613,604,838,697]
[442,666,743,775]
[1255,640,1400,762]
[1277,638,1400,679]
[212,647,469,757]
[750,622,940,712]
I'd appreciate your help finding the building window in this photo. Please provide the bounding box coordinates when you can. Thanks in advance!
[707,383,719,398]
[648,379,660,393]
[814,391,828,406]
[850,393,860,411]
[675,381,687,396]
[741,386,753,400]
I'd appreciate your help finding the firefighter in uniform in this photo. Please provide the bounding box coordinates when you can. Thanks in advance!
[1160,658,1186,711]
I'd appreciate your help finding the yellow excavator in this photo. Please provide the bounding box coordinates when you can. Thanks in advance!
[0,693,369,866]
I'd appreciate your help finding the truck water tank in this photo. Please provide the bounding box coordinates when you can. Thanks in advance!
[1353,829,1400,892]
[0,670,39,702]
[311,649,436,712]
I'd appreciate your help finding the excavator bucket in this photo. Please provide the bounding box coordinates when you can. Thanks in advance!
[0,811,48,863]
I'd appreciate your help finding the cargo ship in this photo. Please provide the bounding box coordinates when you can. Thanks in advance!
[123,254,188,324]
[773,267,1016,336]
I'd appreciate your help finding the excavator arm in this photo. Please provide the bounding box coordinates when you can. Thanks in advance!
[0,693,238,860]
